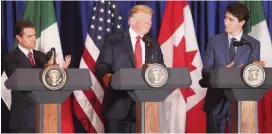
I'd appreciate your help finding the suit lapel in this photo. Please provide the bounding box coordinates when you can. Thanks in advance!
[222,33,231,64]
[123,31,135,67]
[233,33,250,65]
[33,50,44,68]
[14,47,33,68]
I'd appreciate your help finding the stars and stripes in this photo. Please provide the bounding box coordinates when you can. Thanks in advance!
[73,1,123,133]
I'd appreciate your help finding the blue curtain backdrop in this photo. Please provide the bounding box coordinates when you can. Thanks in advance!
[1,1,272,133]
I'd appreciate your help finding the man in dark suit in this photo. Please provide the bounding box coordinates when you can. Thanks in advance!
[3,20,71,133]
[202,3,264,133]
[95,5,164,133]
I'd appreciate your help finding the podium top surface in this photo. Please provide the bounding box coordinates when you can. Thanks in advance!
[111,68,192,90]
[210,68,272,88]
[5,68,92,91]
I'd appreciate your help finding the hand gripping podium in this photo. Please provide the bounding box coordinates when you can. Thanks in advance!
[5,68,92,133]
[111,68,192,133]
[209,68,272,133]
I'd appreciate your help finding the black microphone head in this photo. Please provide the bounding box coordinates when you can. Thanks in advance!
[51,47,56,58]
[233,38,248,47]
[46,47,56,60]
[51,47,55,52]
[240,38,248,45]
[233,40,241,46]
[142,35,151,42]
[142,35,152,47]
[47,50,53,60]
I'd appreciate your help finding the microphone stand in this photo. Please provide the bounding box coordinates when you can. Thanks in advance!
[240,39,254,64]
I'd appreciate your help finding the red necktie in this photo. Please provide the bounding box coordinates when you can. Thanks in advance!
[28,52,35,67]
[134,36,142,68]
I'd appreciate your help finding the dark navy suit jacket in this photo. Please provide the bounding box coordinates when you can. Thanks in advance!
[3,47,47,129]
[95,30,164,120]
[202,32,260,113]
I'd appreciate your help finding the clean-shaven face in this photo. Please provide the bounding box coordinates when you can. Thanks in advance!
[16,27,36,50]
[133,12,152,35]
[224,12,244,35]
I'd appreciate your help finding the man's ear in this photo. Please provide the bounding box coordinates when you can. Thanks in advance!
[240,20,245,27]
[130,17,136,25]
[16,35,22,42]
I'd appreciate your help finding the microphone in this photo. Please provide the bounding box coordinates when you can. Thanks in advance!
[142,34,154,63]
[244,39,254,64]
[51,47,55,53]
[235,38,253,64]
[233,39,241,47]
[52,47,57,65]
[142,34,152,47]
[233,38,248,47]
[46,47,56,65]
[47,48,54,58]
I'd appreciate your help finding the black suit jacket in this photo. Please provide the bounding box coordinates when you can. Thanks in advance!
[3,47,47,129]
[95,30,164,120]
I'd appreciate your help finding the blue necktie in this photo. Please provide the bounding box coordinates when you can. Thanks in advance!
[229,38,236,62]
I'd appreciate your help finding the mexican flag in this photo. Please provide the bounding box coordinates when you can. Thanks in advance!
[240,1,272,133]
[23,1,64,62]
[1,1,73,133]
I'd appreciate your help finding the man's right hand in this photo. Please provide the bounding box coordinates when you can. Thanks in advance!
[252,61,265,67]
[62,55,71,68]
[226,62,234,68]
[103,73,112,88]
[44,55,54,68]
[47,54,54,65]
[226,61,244,68]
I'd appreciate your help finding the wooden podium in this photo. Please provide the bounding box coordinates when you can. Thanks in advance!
[5,68,92,133]
[209,67,272,133]
[111,68,192,133]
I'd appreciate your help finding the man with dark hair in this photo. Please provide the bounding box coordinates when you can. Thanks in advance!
[15,20,35,36]
[3,20,71,133]
[202,3,263,133]
[226,3,249,28]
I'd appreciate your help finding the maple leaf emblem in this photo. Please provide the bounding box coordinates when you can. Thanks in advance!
[172,37,197,102]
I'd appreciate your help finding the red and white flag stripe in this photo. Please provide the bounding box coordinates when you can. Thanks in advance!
[73,34,105,133]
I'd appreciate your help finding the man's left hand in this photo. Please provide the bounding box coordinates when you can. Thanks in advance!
[252,61,265,67]
[62,55,71,69]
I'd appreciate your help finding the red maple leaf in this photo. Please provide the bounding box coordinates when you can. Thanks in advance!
[172,37,197,102]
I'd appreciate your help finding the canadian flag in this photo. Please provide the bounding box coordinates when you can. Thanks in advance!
[158,1,207,132]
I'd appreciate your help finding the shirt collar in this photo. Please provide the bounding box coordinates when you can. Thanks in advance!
[18,44,34,57]
[228,31,243,42]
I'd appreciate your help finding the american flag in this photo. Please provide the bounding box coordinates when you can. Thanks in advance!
[73,1,123,133]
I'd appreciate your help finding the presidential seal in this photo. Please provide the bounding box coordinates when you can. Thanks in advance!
[243,64,265,88]
[144,63,168,88]
[42,65,67,90]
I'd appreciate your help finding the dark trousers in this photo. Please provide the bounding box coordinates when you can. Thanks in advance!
[1,99,10,133]
[10,128,35,133]
[105,103,136,133]
[105,119,136,133]
[207,98,232,133]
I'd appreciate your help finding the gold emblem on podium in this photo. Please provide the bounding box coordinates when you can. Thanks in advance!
[144,63,168,88]
[243,64,265,87]
[42,65,67,90]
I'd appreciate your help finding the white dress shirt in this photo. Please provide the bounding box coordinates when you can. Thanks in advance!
[129,27,145,65]
[18,44,35,64]
[228,31,243,52]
